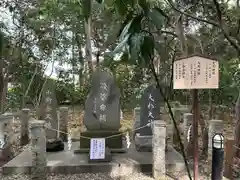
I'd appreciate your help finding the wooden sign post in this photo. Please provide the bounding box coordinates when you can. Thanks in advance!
[173,55,219,180]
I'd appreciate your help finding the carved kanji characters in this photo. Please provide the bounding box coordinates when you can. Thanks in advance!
[45,97,52,104]
[99,114,106,122]
[148,103,154,109]
[45,114,52,120]
[100,82,108,91]
[148,94,154,102]
[46,105,52,112]
[148,111,154,118]
[100,104,106,111]
[100,93,107,101]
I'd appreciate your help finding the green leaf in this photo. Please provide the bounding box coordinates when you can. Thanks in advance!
[129,14,144,34]
[138,0,150,15]
[82,0,92,20]
[114,0,129,16]
[141,33,154,63]
[128,33,144,62]
[148,8,165,30]
[119,14,143,41]
[119,20,133,41]
[113,34,130,54]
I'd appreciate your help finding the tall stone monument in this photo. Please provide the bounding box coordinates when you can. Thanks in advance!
[75,70,124,155]
[83,71,121,130]
[38,79,64,152]
[134,84,161,151]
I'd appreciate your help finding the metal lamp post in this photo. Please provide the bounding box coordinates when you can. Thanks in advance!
[211,133,224,180]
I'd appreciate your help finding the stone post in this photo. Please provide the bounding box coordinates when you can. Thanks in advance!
[29,120,47,180]
[0,114,14,161]
[208,120,223,159]
[183,113,194,157]
[59,107,69,141]
[134,107,140,122]
[20,108,31,146]
[152,120,166,179]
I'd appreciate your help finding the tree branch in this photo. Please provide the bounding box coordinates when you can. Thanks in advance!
[212,0,222,23]
[164,0,219,27]
[165,0,240,53]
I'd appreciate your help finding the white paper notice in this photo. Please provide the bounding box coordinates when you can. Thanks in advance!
[90,138,106,160]
[173,56,219,89]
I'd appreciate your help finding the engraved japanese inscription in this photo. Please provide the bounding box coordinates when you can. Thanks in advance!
[139,84,161,136]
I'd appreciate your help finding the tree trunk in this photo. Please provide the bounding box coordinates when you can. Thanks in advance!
[76,34,84,87]
[84,18,93,73]
[234,91,240,158]
[1,75,8,113]
[0,58,4,113]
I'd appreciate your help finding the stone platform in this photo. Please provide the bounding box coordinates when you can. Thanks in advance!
[2,142,186,175]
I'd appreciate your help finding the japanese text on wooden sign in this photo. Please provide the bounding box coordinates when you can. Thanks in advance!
[173,56,219,89]
[90,138,105,160]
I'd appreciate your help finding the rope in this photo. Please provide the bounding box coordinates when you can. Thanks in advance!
[45,121,163,140]
[233,145,240,150]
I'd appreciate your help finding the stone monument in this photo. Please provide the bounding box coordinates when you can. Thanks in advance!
[38,79,64,152]
[134,84,161,151]
[75,70,124,159]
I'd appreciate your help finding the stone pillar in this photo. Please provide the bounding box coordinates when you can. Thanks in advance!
[20,108,31,146]
[152,120,166,179]
[59,107,69,141]
[208,120,223,158]
[183,113,194,157]
[0,114,14,161]
[29,120,47,180]
[134,107,140,122]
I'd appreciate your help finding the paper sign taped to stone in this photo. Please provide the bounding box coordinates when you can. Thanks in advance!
[173,56,219,89]
[90,138,105,160]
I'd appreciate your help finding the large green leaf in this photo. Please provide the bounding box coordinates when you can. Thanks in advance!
[119,19,133,41]
[138,0,150,15]
[82,0,92,20]
[148,8,165,30]
[128,33,144,63]
[129,14,144,34]
[113,34,130,54]
[140,33,155,64]
[119,14,143,41]
[114,0,129,16]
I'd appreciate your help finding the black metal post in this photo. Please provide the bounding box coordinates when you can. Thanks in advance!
[211,133,224,180]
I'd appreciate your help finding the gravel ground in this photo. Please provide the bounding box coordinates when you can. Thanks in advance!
[0,173,175,180]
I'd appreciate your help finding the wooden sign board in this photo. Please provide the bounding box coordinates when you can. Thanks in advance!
[173,55,219,89]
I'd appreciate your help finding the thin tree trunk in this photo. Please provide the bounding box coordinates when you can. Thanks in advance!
[234,91,240,158]
[84,18,93,73]
[0,58,4,113]
[76,34,84,87]
[1,74,8,113]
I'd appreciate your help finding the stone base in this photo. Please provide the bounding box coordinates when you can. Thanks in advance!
[79,131,123,149]
[46,139,64,152]
[2,142,186,176]
[134,134,152,152]
[0,144,13,166]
